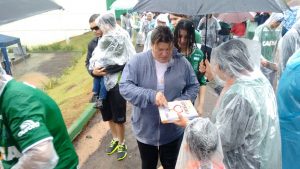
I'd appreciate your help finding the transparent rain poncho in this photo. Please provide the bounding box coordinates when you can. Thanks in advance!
[278,17,300,74]
[89,12,136,90]
[176,118,225,169]
[0,65,13,96]
[210,39,281,169]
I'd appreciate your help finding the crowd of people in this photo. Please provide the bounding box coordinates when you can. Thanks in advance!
[1,6,300,169]
[86,10,300,169]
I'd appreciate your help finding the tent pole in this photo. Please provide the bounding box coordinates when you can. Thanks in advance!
[1,48,12,75]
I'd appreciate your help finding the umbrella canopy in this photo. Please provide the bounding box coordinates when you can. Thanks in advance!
[0,0,62,26]
[133,0,289,15]
[217,12,256,23]
[110,0,138,10]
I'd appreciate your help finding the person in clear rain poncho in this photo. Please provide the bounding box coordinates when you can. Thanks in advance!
[174,39,282,169]
[176,118,225,169]
[277,12,300,76]
[89,12,136,161]
[89,12,136,92]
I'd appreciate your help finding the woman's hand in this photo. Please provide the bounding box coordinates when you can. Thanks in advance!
[92,67,107,76]
[155,91,168,107]
[199,59,213,81]
[173,112,189,128]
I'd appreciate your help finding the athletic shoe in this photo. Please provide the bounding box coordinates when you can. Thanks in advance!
[106,140,119,155]
[117,144,127,161]
[89,94,98,103]
[94,99,103,109]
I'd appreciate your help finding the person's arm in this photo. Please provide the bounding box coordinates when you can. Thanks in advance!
[174,60,200,101]
[105,64,125,74]
[196,85,206,116]
[12,140,58,169]
[216,94,254,152]
[85,39,97,76]
[119,56,157,108]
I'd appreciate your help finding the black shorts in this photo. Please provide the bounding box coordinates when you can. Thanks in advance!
[100,84,126,123]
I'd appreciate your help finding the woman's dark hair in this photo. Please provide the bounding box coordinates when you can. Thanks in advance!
[151,26,174,45]
[173,19,195,53]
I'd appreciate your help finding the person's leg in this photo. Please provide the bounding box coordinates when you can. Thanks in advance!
[159,135,183,169]
[115,123,125,144]
[93,77,101,95]
[137,140,159,169]
[108,121,117,139]
[99,77,107,99]
[90,77,101,103]
[108,84,127,160]
[95,77,107,108]
[101,91,118,155]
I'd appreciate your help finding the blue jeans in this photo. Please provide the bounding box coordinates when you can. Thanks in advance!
[92,77,107,100]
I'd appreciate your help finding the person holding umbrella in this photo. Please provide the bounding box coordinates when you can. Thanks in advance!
[198,14,221,61]
[175,39,281,169]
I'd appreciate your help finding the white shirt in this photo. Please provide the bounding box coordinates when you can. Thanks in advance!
[155,60,168,92]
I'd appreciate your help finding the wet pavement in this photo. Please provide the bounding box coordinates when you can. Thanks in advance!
[10,51,81,87]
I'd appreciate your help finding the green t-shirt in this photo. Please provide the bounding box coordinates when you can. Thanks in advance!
[258,26,281,62]
[0,80,78,169]
[183,48,207,86]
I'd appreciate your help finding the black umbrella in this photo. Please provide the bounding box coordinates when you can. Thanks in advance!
[0,0,63,26]
[132,0,288,16]
[133,0,289,59]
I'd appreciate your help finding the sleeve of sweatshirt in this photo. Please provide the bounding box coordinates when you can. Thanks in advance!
[175,59,200,102]
[119,56,157,108]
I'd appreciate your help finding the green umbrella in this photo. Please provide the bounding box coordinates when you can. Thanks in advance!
[110,0,138,10]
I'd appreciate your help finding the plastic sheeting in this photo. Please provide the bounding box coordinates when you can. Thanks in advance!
[176,118,225,169]
[278,18,300,74]
[277,50,300,169]
[210,39,281,169]
[89,12,136,90]
[0,64,12,96]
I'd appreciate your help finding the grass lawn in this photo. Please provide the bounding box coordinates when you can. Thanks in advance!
[44,32,95,127]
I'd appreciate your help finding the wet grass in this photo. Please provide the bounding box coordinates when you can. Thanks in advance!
[41,32,94,126]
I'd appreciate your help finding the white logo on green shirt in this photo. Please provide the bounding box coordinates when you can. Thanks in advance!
[17,120,40,137]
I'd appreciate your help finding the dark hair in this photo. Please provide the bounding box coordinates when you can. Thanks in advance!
[151,26,174,45]
[89,14,100,23]
[173,19,195,53]
[169,13,188,18]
